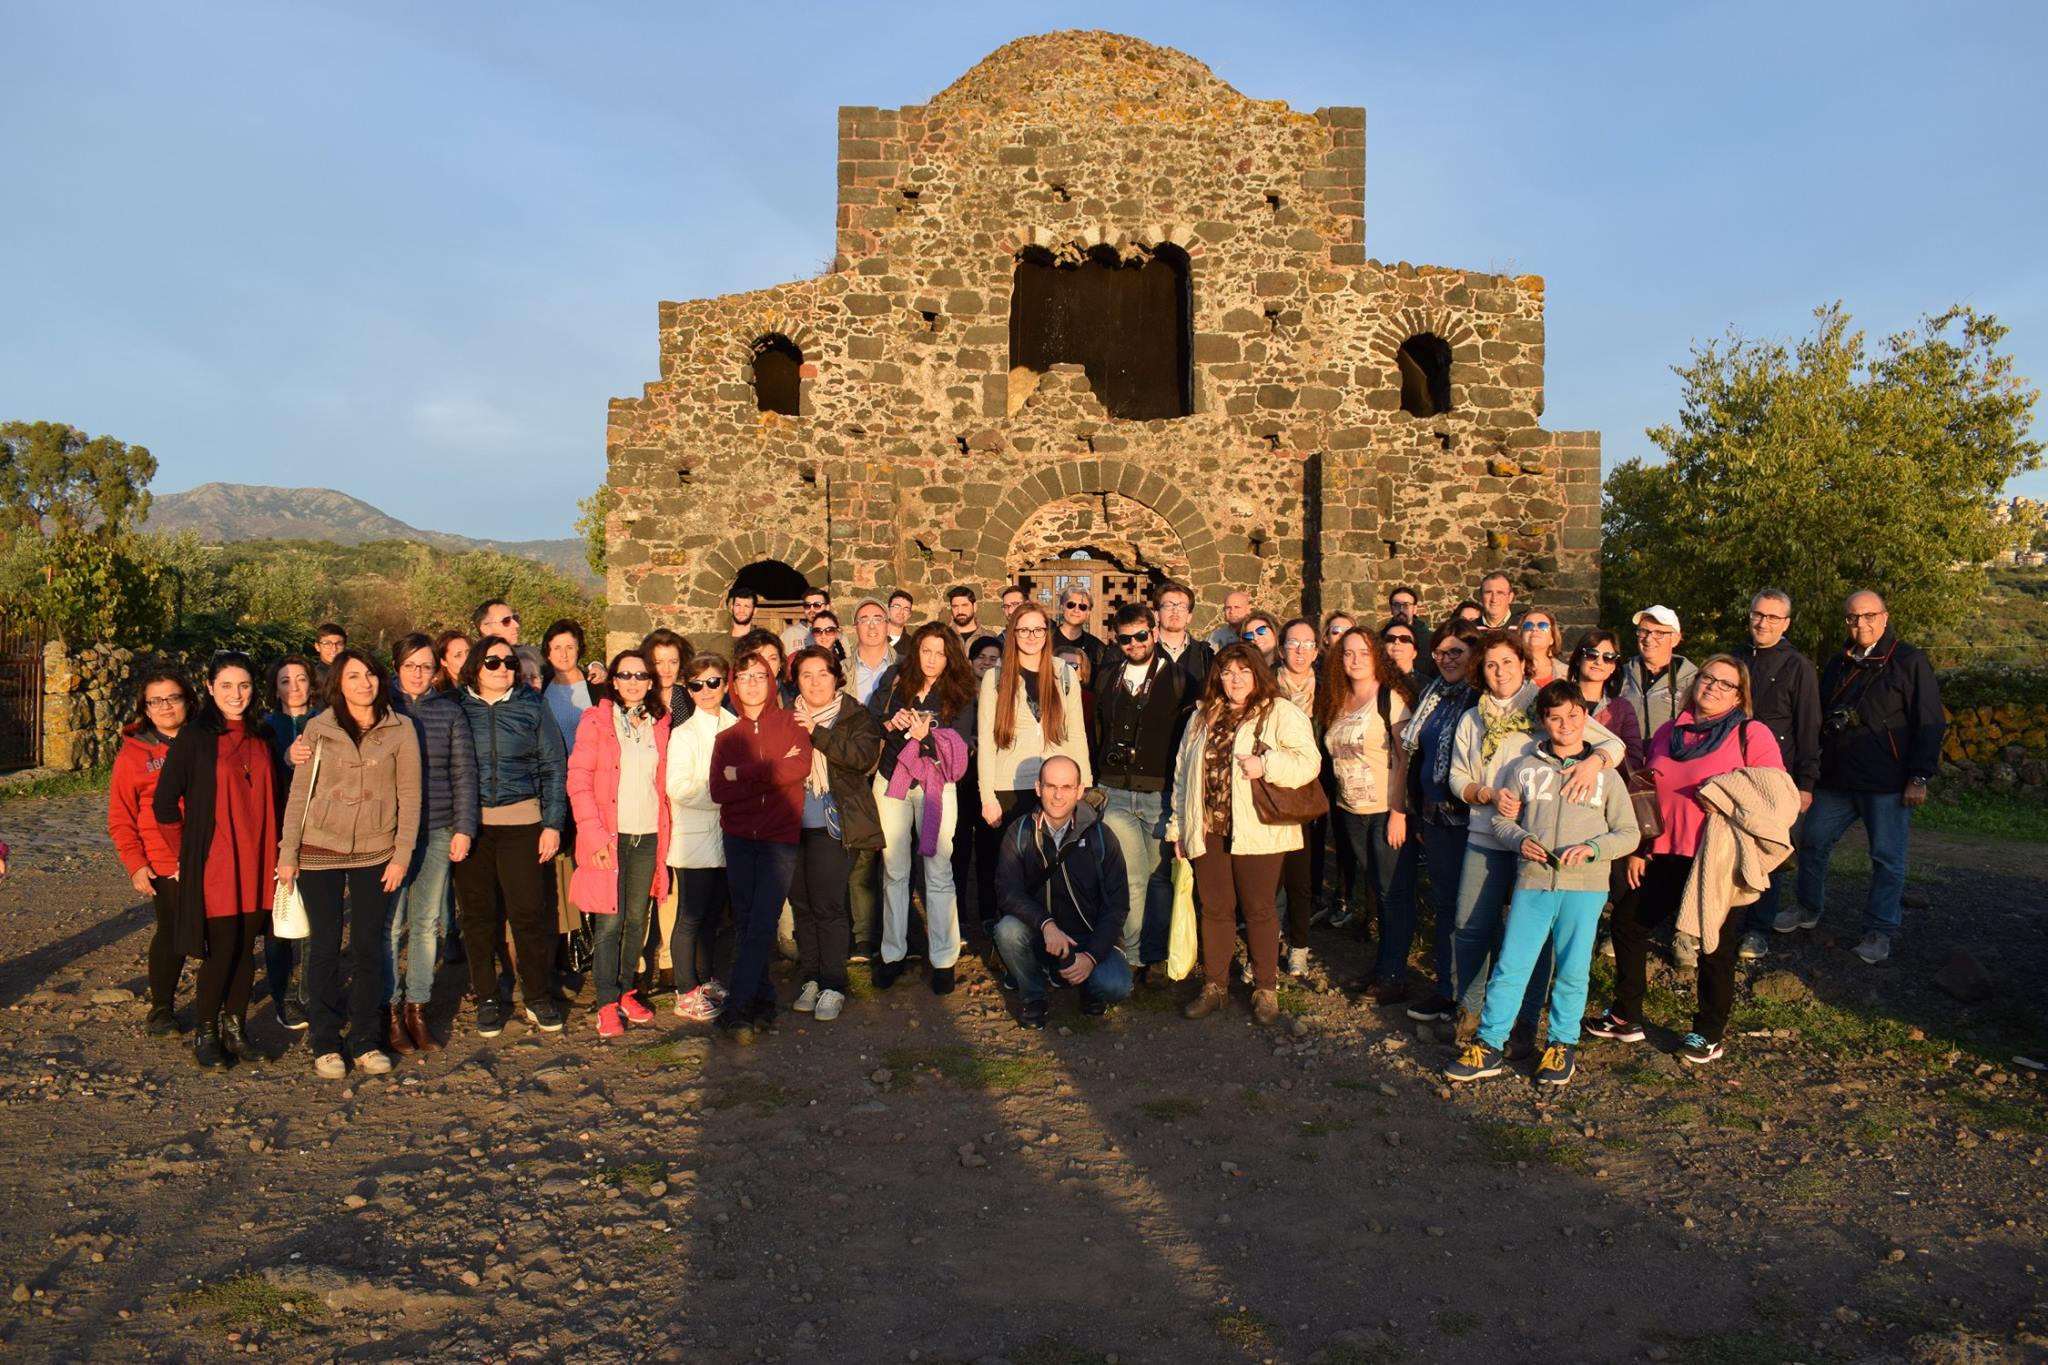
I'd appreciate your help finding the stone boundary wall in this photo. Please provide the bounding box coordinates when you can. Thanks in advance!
[41,643,199,773]
[1940,700,2048,799]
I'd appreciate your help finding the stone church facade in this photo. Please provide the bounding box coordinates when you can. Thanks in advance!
[603,31,1599,648]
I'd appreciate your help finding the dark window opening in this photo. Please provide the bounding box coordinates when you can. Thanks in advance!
[730,558,810,603]
[1396,333,1453,418]
[751,334,803,416]
[1265,193,1283,212]
[677,467,692,486]
[1009,244,1192,420]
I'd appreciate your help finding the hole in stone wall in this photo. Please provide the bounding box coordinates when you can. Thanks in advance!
[953,435,969,455]
[677,467,693,486]
[1264,433,1282,451]
[920,309,939,331]
[1396,333,1454,418]
[799,465,818,485]
[1250,530,1273,560]
[1009,243,1192,420]
[1265,192,1283,212]
[1051,184,1072,203]
[731,558,811,603]
[751,334,803,416]
[1264,305,1282,334]
[900,188,920,203]
[1436,431,1455,452]
[1383,540,1400,559]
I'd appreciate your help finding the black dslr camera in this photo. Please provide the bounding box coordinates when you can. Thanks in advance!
[1822,706,1863,740]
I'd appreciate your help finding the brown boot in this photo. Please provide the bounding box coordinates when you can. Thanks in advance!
[403,1002,442,1053]
[385,1006,417,1056]
[1252,988,1282,1026]
[1183,983,1230,1020]
[1453,1009,1480,1045]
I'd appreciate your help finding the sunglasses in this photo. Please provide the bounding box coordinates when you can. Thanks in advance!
[1242,626,1273,639]
[1520,621,1552,633]
[813,626,841,636]
[493,612,520,626]
[611,670,651,683]
[1382,634,1415,646]
[1063,601,1089,611]
[1115,630,1151,645]
[1283,639,1317,651]
[1577,648,1620,663]
[480,655,517,671]
[686,677,725,692]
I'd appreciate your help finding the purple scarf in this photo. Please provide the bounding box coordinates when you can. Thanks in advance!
[884,727,969,857]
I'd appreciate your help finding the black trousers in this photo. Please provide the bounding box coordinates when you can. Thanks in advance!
[451,822,555,1010]
[194,912,260,1023]
[789,829,852,993]
[1610,851,1744,1044]
[973,789,1036,931]
[669,865,730,994]
[301,863,392,1058]
[146,877,183,1011]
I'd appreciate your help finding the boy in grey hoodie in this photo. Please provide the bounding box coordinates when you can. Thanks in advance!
[1447,681,1639,1087]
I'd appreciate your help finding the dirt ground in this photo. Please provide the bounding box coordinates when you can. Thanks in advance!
[0,792,2044,1364]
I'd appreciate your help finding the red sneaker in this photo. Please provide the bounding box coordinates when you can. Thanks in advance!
[618,989,655,1025]
[596,1003,625,1038]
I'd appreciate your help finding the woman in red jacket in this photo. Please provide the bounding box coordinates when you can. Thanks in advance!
[108,665,196,1037]
[152,652,280,1071]
[567,649,673,1038]
[707,648,811,1041]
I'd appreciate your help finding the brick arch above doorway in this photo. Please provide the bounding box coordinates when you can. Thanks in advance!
[691,530,828,601]
[967,458,1218,591]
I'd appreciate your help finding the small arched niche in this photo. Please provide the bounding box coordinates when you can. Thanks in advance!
[1396,333,1453,418]
[730,557,810,603]
[750,334,804,416]
[1009,242,1192,420]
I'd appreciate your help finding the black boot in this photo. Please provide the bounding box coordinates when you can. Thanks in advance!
[145,1006,177,1037]
[218,1013,251,1062]
[193,1022,230,1070]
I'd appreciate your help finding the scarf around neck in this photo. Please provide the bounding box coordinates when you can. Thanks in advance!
[1477,683,1536,763]
[803,695,844,796]
[1667,708,1743,764]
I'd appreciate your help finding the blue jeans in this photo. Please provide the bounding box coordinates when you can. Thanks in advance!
[1419,821,1468,998]
[591,833,659,1007]
[387,827,453,1006]
[1452,843,1546,1031]
[1334,809,1421,984]
[1798,788,1912,935]
[724,835,800,1023]
[991,915,1134,1007]
[1478,888,1606,1049]
[1098,787,1170,965]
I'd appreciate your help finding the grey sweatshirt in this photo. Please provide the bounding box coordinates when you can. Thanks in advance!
[1488,742,1641,892]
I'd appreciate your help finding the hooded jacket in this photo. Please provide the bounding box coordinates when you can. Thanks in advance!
[708,702,812,845]
[996,800,1130,966]
[277,708,424,872]
[109,720,179,880]
[1488,743,1641,892]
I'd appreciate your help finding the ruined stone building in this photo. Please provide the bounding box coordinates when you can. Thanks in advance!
[603,31,1599,648]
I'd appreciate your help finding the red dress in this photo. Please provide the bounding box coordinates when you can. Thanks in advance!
[202,720,279,918]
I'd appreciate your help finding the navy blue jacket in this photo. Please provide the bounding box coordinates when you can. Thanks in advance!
[395,689,480,839]
[1817,629,1945,793]
[996,801,1129,966]
[455,686,568,831]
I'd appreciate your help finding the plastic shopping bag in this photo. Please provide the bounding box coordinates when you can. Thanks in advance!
[1167,856,1198,981]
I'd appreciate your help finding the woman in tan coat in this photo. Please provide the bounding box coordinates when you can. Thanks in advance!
[278,649,422,1079]
[1168,643,1321,1024]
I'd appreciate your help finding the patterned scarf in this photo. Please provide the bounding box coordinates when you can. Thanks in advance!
[1202,704,1251,837]
[1478,690,1534,764]
[802,695,843,797]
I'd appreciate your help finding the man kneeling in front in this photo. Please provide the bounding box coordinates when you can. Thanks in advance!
[993,755,1133,1029]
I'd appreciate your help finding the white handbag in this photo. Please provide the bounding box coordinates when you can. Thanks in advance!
[269,739,320,939]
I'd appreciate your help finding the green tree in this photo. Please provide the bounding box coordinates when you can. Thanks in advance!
[0,421,156,540]
[1601,304,2042,659]
[575,483,614,579]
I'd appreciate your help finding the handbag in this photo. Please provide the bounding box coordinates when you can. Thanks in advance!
[1248,707,1329,825]
[269,739,319,939]
[1626,767,1663,843]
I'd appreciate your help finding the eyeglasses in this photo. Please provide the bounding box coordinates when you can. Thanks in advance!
[1115,630,1151,645]
[1013,625,1048,637]
[1242,626,1273,639]
[1283,639,1317,652]
[144,696,185,710]
[803,601,827,612]
[1520,621,1552,633]
[611,670,652,683]
[1697,674,1740,694]
[1749,610,1789,623]
[686,678,725,692]
[1845,611,1886,625]
[480,655,516,671]
[813,626,841,636]
[1432,647,1468,660]
[493,612,520,626]
[1576,648,1620,663]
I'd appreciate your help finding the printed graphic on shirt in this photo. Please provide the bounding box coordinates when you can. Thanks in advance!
[1515,765,1605,805]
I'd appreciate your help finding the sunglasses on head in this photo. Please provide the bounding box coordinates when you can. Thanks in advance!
[1115,629,1151,645]
[480,655,517,671]
[686,677,725,692]
[611,670,651,683]
[1577,648,1620,663]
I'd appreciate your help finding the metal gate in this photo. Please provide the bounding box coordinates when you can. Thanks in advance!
[0,615,45,772]
[1016,559,1148,639]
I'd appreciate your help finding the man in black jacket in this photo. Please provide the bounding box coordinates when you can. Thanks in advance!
[1092,602,1198,972]
[1730,588,1821,961]
[1776,591,1944,965]
[993,756,1132,1028]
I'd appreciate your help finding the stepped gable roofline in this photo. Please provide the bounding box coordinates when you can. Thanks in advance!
[925,30,1287,121]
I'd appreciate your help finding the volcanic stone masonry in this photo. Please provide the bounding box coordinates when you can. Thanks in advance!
[602,30,1600,649]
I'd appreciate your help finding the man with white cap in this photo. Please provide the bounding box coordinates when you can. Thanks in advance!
[1620,606,1699,746]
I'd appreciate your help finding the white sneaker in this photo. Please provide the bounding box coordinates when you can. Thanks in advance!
[1738,930,1769,961]
[1672,932,1700,970]
[1286,946,1310,977]
[1852,932,1892,965]
[355,1049,393,1075]
[812,988,845,1022]
[793,980,820,1013]
[313,1052,346,1079]
[1598,933,1615,960]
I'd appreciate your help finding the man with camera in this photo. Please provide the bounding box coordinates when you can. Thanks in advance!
[1731,588,1822,961]
[992,755,1133,1027]
[1774,591,1943,965]
[1091,601,1199,973]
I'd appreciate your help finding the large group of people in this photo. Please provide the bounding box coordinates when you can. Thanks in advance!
[104,575,1944,1086]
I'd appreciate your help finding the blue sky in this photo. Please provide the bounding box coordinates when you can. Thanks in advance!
[4,2,2044,540]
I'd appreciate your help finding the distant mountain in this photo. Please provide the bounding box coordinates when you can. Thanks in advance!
[144,483,596,585]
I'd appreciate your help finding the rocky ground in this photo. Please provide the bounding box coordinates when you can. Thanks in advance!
[0,791,2043,1364]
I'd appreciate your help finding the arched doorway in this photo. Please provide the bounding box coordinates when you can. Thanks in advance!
[1013,550,1159,641]
[729,559,811,637]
